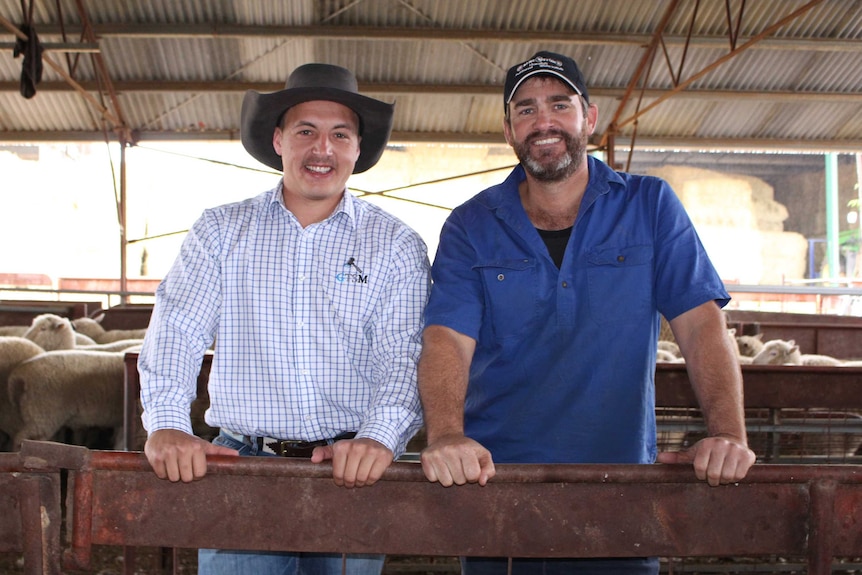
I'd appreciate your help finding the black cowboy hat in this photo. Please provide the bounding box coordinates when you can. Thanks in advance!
[240,63,395,174]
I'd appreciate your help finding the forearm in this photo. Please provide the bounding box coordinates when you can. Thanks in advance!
[363,245,430,454]
[686,343,747,441]
[418,325,475,443]
[138,339,203,435]
[673,304,747,442]
[362,368,423,457]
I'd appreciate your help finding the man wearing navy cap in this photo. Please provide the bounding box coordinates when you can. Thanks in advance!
[418,51,755,574]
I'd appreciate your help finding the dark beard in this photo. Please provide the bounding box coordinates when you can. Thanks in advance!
[513,127,587,183]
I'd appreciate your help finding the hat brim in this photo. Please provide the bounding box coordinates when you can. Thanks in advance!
[241,87,394,174]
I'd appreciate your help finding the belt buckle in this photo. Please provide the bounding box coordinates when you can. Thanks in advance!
[279,440,311,449]
[266,438,325,458]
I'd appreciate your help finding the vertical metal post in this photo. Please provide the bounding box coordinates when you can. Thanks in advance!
[808,479,836,575]
[63,470,95,571]
[18,476,62,575]
[857,153,862,212]
[825,153,840,280]
[119,139,128,304]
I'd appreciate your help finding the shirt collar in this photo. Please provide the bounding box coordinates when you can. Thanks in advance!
[489,157,627,225]
[267,180,359,230]
[497,156,625,202]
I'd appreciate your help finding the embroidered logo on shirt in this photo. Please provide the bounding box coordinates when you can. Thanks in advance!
[335,257,368,284]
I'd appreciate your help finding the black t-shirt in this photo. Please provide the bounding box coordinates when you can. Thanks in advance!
[537,226,573,269]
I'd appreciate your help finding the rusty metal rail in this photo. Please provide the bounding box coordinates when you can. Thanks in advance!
[656,362,862,409]
[0,451,63,575]
[7,441,862,575]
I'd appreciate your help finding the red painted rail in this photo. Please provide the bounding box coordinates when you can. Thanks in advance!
[10,441,862,575]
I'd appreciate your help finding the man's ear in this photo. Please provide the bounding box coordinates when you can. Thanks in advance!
[586,103,599,135]
[272,127,283,156]
[502,116,514,146]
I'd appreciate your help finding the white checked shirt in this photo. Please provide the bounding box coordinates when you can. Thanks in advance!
[139,183,430,457]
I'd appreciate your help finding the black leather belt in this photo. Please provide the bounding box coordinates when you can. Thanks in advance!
[258,431,357,458]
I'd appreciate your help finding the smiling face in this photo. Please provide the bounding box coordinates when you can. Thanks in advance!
[503,76,597,183]
[273,100,362,218]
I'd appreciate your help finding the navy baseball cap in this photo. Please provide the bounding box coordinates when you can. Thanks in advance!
[504,51,589,108]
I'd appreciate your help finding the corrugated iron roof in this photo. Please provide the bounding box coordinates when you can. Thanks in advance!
[0,0,860,154]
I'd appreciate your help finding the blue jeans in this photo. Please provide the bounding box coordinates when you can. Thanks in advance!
[198,549,384,575]
[197,431,385,575]
[461,557,660,575]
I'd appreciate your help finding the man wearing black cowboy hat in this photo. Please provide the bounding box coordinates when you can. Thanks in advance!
[139,63,430,575]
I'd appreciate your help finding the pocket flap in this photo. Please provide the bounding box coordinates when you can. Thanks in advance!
[586,244,651,267]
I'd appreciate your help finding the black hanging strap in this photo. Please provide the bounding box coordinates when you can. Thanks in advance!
[13,24,43,99]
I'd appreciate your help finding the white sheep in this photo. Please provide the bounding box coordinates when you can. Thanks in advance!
[751,339,801,365]
[800,353,844,366]
[22,314,145,353]
[656,348,681,363]
[657,340,681,358]
[0,336,45,451]
[8,349,127,450]
[751,339,844,366]
[22,313,96,350]
[736,333,765,357]
[78,339,145,353]
[71,314,148,344]
[0,325,28,337]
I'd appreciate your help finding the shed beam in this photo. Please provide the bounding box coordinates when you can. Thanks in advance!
[0,80,859,104]
[0,41,99,52]
[25,23,862,52]
[0,129,859,154]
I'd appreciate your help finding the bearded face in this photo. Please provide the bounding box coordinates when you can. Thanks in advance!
[511,120,590,183]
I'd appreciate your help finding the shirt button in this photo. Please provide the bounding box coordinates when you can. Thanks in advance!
[298,274,307,281]
[300,369,309,375]
[561,281,568,288]
[617,255,625,262]
[297,320,305,327]
[497,274,505,281]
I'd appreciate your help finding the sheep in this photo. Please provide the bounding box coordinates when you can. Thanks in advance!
[736,332,765,357]
[22,313,144,353]
[0,325,28,337]
[78,339,144,353]
[751,339,844,366]
[0,337,45,451]
[657,340,681,358]
[72,314,148,344]
[22,313,78,350]
[8,349,127,450]
[800,354,843,366]
[752,339,801,365]
[656,348,680,363]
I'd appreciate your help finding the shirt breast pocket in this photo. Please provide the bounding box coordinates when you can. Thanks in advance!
[585,244,653,324]
[473,259,538,339]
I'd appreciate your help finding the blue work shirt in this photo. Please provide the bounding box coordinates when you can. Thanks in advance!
[424,157,729,464]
